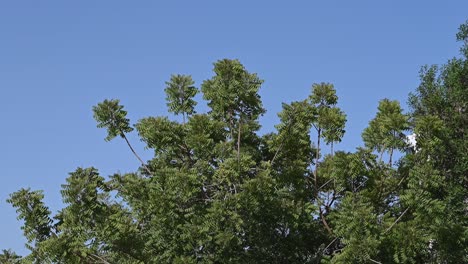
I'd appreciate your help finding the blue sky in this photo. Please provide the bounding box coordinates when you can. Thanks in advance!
[0,1,466,254]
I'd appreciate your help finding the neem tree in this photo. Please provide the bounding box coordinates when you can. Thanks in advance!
[4,22,467,264]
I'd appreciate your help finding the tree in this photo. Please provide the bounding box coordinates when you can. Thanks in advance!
[325,21,468,263]
[399,21,468,262]
[4,22,468,263]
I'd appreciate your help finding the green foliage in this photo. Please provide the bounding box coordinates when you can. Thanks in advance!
[320,107,347,147]
[7,188,53,261]
[201,59,265,135]
[362,99,409,164]
[403,23,468,261]
[165,74,198,121]
[92,99,133,141]
[456,20,468,56]
[0,250,22,264]
[136,116,185,156]
[331,194,381,263]
[306,82,347,235]
[272,100,315,182]
[5,23,468,263]
[308,83,347,149]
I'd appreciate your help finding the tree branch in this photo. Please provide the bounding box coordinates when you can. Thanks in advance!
[323,237,338,253]
[90,253,112,264]
[120,130,153,176]
[314,128,332,234]
[270,118,294,166]
[319,206,333,234]
[384,207,409,233]
[237,119,241,161]
[270,139,284,166]
[319,178,333,190]
[314,128,321,189]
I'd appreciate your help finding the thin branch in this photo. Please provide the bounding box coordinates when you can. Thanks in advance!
[323,237,338,253]
[237,118,242,174]
[319,206,333,234]
[369,258,382,264]
[270,117,294,166]
[314,128,332,234]
[384,207,410,233]
[319,178,333,190]
[314,128,321,190]
[312,123,319,132]
[108,107,152,175]
[397,173,408,186]
[270,140,284,166]
[335,178,368,197]
[389,147,394,166]
[326,192,337,213]
[237,119,242,161]
[377,169,388,202]
[120,130,153,176]
[378,148,385,163]
[90,253,112,264]
[228,110,234,141]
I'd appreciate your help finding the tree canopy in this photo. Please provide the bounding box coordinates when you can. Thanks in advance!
[4,22,467,263]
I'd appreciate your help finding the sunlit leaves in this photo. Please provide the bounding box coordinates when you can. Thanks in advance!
[201,59,265,129]
[456,20,468,56]
[92,99,133,141]
[362,99,409,163]
[0,249,22,264]
[7,189,53,246]
[165,74,198,120]
[308,82,347,154]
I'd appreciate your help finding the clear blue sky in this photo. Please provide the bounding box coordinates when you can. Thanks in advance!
[0,1,466,254]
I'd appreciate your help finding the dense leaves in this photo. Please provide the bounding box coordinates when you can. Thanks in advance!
[165,74,198,123]
[93,99,133,142]
[5,22,468,263]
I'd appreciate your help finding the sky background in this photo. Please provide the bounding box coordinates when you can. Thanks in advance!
[0,1,466,255]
